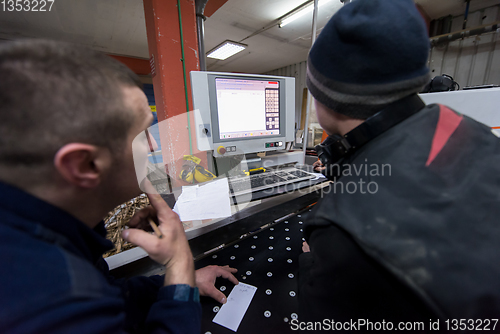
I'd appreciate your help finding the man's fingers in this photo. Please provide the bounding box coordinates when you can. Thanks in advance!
[302,241,311,253]
[221,265,238,274]
[128,206,156,228]
[218,267,239,285]
[122,228,158,251]
[146,192,166,209]
[203,284,227,304]
[146,192,178,221]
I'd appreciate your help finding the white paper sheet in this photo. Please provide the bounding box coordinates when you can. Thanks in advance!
[180,184,198,198]
[173,178,231,221]
[213,283,257,332]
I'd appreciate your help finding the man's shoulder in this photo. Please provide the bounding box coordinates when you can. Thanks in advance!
[0,221,120,330]
[307,104,500,319]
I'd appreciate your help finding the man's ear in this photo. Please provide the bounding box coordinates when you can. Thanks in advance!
[54,143,112,188]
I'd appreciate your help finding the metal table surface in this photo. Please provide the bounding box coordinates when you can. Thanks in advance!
[195,206,312,334]
[106,178,331,334]
[109,180,329,279]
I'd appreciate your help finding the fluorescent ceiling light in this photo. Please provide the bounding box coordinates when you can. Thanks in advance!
[207,40,247,60]
[279,0,332,28]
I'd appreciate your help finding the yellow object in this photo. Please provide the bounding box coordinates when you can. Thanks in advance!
[179,155,215,183]
[183,155,201,164]
[179,168,194,183]
[150,105,156,112]
[243,167,266,176]
[251,167,266,173]
[194,165,216,182]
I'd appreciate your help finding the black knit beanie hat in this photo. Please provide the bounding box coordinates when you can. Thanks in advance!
[306,0,430,119]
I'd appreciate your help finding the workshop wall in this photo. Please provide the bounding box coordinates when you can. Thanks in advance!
[265,61,307,131]
[428,5,500,88]
[266,4,500,132]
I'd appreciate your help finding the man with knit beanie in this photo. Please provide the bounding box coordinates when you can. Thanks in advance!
[299,0,500,327]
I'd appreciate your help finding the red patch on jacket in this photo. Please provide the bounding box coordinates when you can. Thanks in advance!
[426,105,463,167]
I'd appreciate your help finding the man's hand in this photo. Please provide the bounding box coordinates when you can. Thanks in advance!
[196,265,239,304]
[313,159,326,172]
[122,192,195,287]
[302,241,311,252]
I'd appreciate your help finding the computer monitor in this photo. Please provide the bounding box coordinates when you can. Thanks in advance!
[190,71,295,157]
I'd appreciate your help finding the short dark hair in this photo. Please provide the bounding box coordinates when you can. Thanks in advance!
[0,39,142,171]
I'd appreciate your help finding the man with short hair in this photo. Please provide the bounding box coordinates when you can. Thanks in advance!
[299,0,500,325]
[0,39,235,333]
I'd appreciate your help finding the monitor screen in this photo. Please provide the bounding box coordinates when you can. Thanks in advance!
[215,78,280,140]
[190,71,295,156]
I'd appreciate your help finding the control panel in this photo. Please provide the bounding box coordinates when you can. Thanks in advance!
[216,142,284,156]
[265,141,283,148]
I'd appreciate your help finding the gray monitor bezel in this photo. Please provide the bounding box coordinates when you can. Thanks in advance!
[207,73,288,145]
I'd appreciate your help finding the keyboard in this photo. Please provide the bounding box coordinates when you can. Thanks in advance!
[228,168,317,196]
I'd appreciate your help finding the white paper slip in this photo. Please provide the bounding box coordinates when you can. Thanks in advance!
[180,184,198,199]
[173,178,231,221]
[213,283,257,332]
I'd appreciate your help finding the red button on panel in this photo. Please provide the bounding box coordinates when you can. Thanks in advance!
[217,146,226,155]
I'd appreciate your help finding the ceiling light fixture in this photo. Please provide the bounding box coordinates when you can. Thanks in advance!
[279,0,332,28]
[207,40,247,60]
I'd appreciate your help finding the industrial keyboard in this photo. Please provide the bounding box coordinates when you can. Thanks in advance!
[228,168,317,196]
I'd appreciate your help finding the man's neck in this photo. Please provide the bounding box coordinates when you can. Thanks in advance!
[336,118,365,136]
[25,184,108,229]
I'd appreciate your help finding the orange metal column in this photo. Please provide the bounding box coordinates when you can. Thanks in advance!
[143,0,203,187]
[108,55,151,76]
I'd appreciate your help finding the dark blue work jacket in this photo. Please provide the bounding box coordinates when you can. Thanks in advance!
[0,181,201,333]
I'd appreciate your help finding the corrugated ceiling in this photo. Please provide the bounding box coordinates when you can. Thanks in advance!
[0,0,497,74]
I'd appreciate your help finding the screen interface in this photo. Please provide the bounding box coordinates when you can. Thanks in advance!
[215,78,280,140]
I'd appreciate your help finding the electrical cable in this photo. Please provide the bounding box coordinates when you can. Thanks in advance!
[177,0,194,156]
